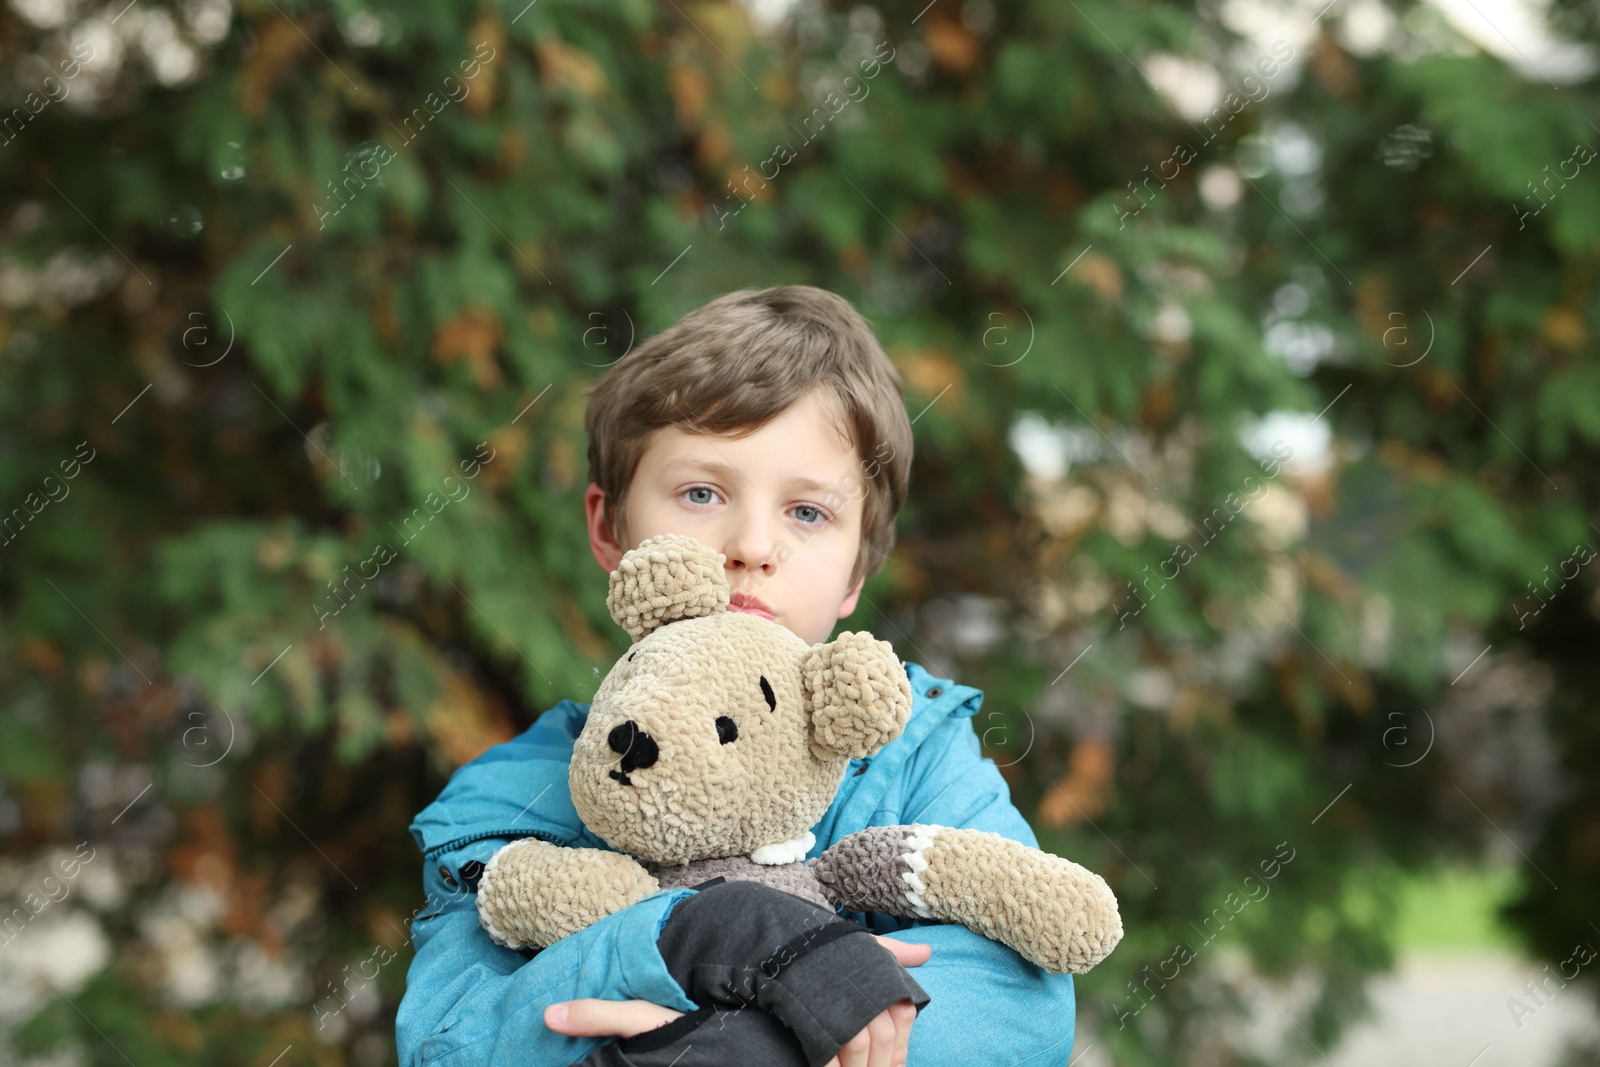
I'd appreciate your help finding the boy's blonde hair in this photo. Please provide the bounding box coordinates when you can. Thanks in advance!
[584,286,913,592]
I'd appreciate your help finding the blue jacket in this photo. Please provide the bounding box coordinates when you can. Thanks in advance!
[396,661,1077,1066]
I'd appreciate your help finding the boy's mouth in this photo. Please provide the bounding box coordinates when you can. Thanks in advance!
[728,591,775,620]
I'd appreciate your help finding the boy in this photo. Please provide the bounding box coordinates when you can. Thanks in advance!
[395,286,1078,1066]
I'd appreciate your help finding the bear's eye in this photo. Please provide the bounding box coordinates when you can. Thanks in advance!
[628,651,636,662]
[716,716,738,744]
[759,675,776,712]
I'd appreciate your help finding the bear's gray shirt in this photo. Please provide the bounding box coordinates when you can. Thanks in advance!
[643,854,834,909]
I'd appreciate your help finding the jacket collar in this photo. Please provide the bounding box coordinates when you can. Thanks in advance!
[408,660,982,859]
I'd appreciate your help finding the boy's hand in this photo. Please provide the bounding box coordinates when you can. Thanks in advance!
[825,997,919,1067]
[544,935,932,1064]
[543,998,684,1038]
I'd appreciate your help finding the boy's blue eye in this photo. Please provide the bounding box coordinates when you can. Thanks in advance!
[683,485,825,524]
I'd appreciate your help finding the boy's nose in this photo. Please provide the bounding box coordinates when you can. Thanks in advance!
[608,720,659,777]
[723,516,782,575]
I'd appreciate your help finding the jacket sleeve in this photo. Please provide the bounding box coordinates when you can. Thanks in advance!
[878,713,1079,1067]
[394,847,702,1067]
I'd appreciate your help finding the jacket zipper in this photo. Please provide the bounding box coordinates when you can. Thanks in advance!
[422,826,568,860]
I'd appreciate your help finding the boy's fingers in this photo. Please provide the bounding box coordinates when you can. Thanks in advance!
[888,1000,916,1067]
[873,935,931,967]
[866,1006,899,1067]
[833,1002,913,1067]
[543,998,684,1038]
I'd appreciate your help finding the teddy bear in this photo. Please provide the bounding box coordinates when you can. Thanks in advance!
[475,533,1123,976]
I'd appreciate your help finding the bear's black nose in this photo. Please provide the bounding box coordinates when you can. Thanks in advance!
[608,721,659,781]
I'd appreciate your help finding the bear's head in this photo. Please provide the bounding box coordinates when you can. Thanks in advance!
[571,533,913,867]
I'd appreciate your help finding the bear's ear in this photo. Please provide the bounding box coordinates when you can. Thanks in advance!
[802,631,913,760]
[606,534,730,642]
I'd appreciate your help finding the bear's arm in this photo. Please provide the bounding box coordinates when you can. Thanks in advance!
[476,837,662,951]
[811,823,1121,974]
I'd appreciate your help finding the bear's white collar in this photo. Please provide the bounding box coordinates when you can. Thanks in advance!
[750,830,815,865]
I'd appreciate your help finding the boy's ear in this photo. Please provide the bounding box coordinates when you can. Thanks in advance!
[837,572,866,620]
[802,631,912,760]
[585,482,626,572]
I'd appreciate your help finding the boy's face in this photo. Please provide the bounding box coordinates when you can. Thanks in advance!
[586,390,867,647]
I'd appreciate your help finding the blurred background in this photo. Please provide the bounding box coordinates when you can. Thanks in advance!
[2,0,1599,1064]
